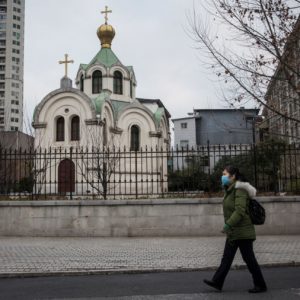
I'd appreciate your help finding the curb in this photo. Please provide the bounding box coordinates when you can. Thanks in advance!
[0,261,299,279]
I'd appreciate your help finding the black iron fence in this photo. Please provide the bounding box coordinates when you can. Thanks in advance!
[0,141,299,199]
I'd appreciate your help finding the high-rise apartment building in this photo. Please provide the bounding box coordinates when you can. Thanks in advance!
[0,0,24,132]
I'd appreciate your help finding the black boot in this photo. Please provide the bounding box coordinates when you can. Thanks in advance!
[248,286,267,293]
[203,279,222,291]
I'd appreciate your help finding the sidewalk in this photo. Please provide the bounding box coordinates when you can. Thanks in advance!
[0,235,299,277]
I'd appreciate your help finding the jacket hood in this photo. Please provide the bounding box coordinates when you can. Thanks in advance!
[235,181,257,198]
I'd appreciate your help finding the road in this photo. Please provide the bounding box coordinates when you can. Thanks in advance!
[0,267,299,300]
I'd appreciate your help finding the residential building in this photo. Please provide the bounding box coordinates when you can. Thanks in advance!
[0,130,33,149]
[261,17,300,143]
[173,108,259,148]
[0,0,25,132]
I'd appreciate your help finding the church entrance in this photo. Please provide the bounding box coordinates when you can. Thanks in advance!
[58,159,75,194]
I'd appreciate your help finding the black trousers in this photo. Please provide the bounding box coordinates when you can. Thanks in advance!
[212,239,267,288]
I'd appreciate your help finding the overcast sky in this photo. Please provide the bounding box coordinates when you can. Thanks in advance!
[24,0,235,121]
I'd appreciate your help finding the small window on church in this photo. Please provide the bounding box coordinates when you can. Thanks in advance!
[130,80,133,98]
[80,75,84,92]
[92,70,102,94]
[103,119,107,146]
[56,116,65,142]
[130,125,140,151]
[113,71,123,95]
[71,116,80,141]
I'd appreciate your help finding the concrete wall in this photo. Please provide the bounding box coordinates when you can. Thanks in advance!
[0,196,299,237]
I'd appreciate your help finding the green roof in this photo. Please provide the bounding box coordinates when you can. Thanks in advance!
[80,64,88,70]
[111,100,130,118]
[87,48,121,68]
[92,91,111,114]
[154,107,165,125]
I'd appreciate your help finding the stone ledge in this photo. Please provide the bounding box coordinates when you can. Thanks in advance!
[0,196,299,207]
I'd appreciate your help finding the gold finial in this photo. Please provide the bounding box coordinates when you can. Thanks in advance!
[97,6,115,48]
[59,54,74,77]
[101,6,112,24]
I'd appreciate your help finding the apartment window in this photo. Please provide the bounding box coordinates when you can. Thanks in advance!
[11,108,19,114]
[0,23,6,29]
[181,122,187,129]
[0,15,6,20]
[11,117,18,122]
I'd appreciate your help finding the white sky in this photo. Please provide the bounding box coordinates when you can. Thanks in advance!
[23,0,233,121]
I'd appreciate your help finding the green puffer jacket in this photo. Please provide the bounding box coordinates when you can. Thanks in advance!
[223,181,256,241]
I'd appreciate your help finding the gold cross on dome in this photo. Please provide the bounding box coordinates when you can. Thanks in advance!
[101,5,112,24]
[59,54,74,77]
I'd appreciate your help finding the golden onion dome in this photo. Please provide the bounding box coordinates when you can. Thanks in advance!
[97,23,115,48]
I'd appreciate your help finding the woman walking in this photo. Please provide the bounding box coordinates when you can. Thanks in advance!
[203,166,267,293]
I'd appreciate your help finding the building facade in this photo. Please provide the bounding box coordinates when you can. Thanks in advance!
[173,108,259,148]
[32,9,170,196]
[0,0,24,132]
[261,17,300,144]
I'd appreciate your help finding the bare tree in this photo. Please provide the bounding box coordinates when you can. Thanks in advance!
[187,0,300,124]
[76,119,121,199]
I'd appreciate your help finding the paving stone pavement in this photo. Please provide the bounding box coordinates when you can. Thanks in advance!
[0,235,299,277]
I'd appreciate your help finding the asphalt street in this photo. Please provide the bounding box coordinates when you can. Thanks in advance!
[0,267,299,300]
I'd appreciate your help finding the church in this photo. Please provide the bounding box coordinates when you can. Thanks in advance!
[32,7,171,197]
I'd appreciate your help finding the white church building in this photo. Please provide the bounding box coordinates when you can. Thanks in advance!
[32,8,171,197]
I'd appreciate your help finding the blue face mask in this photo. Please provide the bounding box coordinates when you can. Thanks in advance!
[221,175,231,187]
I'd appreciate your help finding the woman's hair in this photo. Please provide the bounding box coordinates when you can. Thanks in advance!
[224,165,247,182]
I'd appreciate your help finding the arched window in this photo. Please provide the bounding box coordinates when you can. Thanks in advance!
[71,116,80,141]
[80,75,84,92]
[130,125,140,151]
[56,116,65,142]
[92,70,102,94]
[113,71,123,95]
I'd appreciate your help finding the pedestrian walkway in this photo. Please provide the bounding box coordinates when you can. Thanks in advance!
[0,236,299,277]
